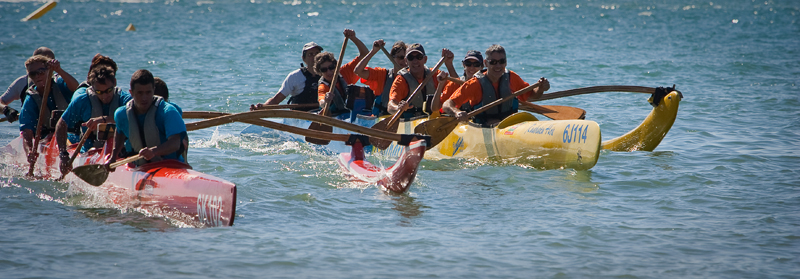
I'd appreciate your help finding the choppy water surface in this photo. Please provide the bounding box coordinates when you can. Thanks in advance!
[1,0,799,278]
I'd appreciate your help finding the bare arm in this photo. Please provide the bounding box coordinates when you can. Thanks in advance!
[50,59,79,92]
[355,40,386,80]
[344,29,369,59]
[431,72,449,113]
[139,134,182,160]
[441,48,458,79]
[55,118,69,153]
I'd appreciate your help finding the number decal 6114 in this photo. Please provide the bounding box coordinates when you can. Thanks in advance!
[562,124,589,144]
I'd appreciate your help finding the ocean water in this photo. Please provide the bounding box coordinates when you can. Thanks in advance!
[1,0,799,278]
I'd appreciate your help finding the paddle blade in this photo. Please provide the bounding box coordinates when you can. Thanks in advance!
[413,117,459,149]
[72,164,109,186]
[305,122,333,145]
[370,117,400,150]
[534,105,586,120]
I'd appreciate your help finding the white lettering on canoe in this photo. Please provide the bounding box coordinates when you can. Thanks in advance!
[197,194,223,226]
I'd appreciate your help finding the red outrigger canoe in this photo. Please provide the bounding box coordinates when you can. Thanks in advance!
[336,139,427,194]
[1,135,236,227]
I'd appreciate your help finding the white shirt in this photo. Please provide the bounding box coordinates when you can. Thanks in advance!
[1,75,29,106]
[277,69,309,97]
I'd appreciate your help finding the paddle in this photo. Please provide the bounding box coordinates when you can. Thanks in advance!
[72,154,143,186]
[380,46,400,69]
[519,101,586,120]
[443,76,585,120]
[536,85,655,101]
[0,117,6,122]
[183,109,405,142]
[306,37,348,145]
[370,57,446,150]
[248,103,320,111]
[57,130,92,181]
[414,81,542,148]
[26,68,54,177]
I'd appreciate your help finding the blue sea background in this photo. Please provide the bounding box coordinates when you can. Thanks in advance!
[1,0,799,278]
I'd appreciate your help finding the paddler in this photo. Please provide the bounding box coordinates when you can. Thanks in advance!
[153,76,189,163]
[442,44,550,127]
[249,41,324,111]
[108,69,187,167]
[316,29,369,119]
[353,39,408,117]
[2,47,57,123]
[19,54,79,162]
[440,50,485,108]
[55,59,132,176]
[387,43,458,118]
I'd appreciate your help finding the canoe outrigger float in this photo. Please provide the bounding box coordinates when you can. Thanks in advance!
[359,86,682,170]
[1,135,237,227]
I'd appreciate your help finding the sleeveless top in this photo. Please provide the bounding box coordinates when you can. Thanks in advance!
[287,67,321,111]
[125,96,167,166]
[471,70,518,125]
[397,68,435,116]
[27,78,69,131]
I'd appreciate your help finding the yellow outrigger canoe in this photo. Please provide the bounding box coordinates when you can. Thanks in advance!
[366,90,682,170]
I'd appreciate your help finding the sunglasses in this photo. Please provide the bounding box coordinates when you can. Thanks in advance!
[320,65,337,73]
[93,86,115,95]
[393,55,405,59]
[488,58,506,65]
[27,67,48,78]
[406,53,424,61]
[463,61,482,67]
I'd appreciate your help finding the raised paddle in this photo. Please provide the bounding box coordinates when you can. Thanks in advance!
[306,37,348,145]
[26,68,54,177]
[57,130,92,181]
[414,81,542,148]
[380,46,400,69]
[370,57,447,150]
[72,154,143,186]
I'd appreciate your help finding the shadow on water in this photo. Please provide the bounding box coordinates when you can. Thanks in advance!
[390,195,427,227]
[77,207,179,232]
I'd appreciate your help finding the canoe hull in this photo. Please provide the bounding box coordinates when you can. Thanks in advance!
[373,113,602,170]
[1,135,236,227]
[337,139,426,194]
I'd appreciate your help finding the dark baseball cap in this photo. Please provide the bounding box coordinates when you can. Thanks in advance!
[405,43,425,57]
[463,50,483,63]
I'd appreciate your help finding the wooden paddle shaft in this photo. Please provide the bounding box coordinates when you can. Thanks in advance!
[184,110,405,142]
[110,154,143,169]
[247,103,319,112]
[380,46,399,69]
[536,85,655,101]
[385,57,447,128]
[318,38,349,117]
[27,69,54,176]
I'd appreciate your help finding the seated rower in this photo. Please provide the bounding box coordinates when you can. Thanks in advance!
[353,40,408,117]
[316,29,369,120]
[73,54,119,95]
[387,43,458,119]
[439,50,486,112]
[19,55,79,161]
[108,70,187,167]
[153,76,189,163]
[56,62,132,176]
[2,47,57,123]
[442,44,550,127]
[250,42,323,111]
